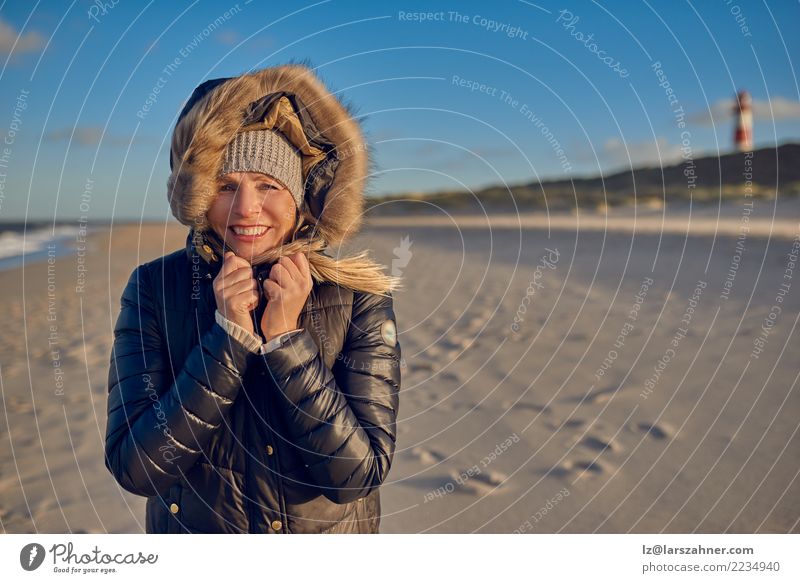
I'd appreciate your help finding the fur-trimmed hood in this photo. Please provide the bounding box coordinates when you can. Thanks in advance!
[167,63,368,247]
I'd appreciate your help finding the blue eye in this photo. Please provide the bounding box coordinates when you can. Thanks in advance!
[218,182,279,193]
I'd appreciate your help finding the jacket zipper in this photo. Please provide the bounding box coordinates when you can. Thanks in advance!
[252,269,290,533]
[261,377,289,533]
[243,399,259,534]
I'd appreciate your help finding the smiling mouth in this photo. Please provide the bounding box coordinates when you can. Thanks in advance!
[229,225,271,237]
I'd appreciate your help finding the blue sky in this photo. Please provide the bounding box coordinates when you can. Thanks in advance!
[0,0,798,221]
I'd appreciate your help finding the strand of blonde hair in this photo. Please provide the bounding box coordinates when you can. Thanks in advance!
[238,217,403,297]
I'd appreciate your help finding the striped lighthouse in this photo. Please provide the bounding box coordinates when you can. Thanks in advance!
[733,89,753,151]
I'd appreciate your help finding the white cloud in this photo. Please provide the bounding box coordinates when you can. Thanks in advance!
[768,97,800,119]
[0,17,45,56]
[215,29,240,46]
[689,96,800,126]
[46,126,144,147]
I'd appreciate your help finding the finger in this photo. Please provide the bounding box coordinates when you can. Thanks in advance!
[220,251,250,278]
[263,278,282,301]
[215,270,251,297]
[278,255,302,282]
[218,279,254,305]
[232,291,259,313]
[293,252,312,284]
[227,279,258,301]
[219,251,239,278]
[269,263,291,288]
[217,251,252,281]
[219,258,243,282]
[220,267,253,288]
[223,278,258,298]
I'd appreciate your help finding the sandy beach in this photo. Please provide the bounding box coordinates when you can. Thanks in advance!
[1,202,798,533]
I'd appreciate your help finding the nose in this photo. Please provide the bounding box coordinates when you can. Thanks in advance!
[231,182,261,217]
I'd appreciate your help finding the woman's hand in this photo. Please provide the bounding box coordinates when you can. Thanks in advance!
[260,252,313,342]
[213,251,259,336]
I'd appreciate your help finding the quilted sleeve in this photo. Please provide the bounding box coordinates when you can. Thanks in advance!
[104,264,257,497]
[261,291,401,504]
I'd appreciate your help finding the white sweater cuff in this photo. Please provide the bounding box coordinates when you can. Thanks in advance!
[215,310,304,355]
[214,310,263,353]
[260,328,305,354]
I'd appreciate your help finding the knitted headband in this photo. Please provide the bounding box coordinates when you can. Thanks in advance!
[218,128,304,210]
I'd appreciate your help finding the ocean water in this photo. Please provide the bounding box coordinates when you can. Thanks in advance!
[0,222,92,271]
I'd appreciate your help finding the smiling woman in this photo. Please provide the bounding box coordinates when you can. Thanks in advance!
[104,64,404,534]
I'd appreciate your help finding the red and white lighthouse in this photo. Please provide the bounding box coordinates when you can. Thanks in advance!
[733,89,753,151]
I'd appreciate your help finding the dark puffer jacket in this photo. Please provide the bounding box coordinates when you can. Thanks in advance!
[104,233,402,533]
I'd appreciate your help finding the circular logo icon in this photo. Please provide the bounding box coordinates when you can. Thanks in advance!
[380,319,397,347]
[20,543,45,571]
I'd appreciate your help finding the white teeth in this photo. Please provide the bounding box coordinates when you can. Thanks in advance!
[231,226,268,236]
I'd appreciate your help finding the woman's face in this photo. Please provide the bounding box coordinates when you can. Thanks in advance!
[206,171,297,261]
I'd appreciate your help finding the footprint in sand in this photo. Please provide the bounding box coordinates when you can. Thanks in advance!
[501,400,549,414]
[508,328,530,342]
[442,348,466,361]
[409,359,437,374]
[448,468,507,494]
[570,385,619,404]
[470,469,507,492]
[440,336,477,351]
[580,436,618,452]
[424,344,445,358]
[408,447,446,465]
[545,417,587,431]
[569,460,605,474]
[465,316,488,334]
[439,370,462,383]
[8,434,36,449]
[550,459,606,478]
[434,399,480,413]
[634,422,672,440]
[0,363,22,378]
[5,395,36,415]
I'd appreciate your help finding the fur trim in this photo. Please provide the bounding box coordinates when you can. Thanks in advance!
[167,64,368,246]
